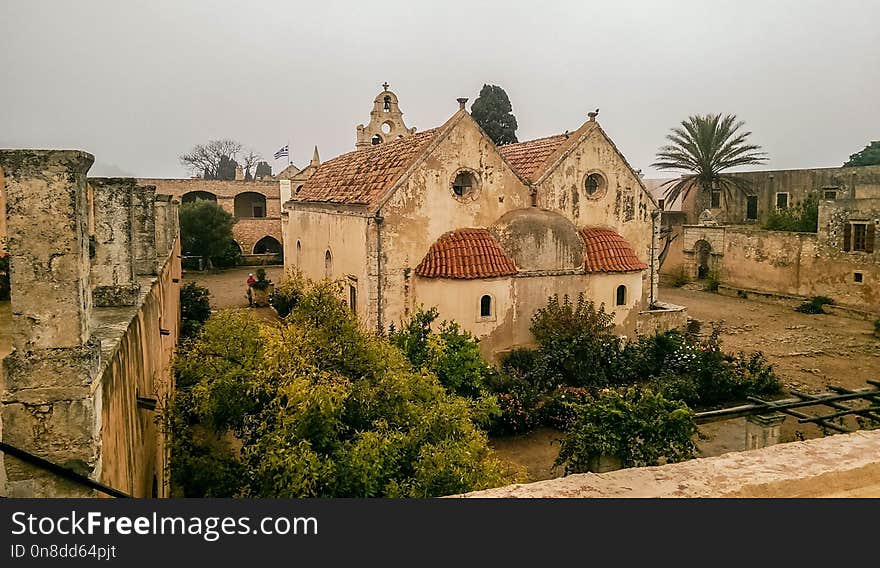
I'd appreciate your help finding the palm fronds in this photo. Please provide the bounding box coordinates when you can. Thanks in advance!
[652,114,767,205]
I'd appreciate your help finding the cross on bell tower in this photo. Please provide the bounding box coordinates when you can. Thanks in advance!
[355,83,417,149]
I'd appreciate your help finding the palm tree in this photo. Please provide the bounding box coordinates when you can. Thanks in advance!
[652,114,767,208]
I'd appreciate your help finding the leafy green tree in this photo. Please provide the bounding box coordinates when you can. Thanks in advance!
[180,282,212,340]
[556,387,697,473]
[653,114,767,207]
[166,283,509,497]
[843,141,880,167]
[389,307,495,398]
[178,200,236,268]
[216,154,238,180]
[470,84,518,146]
[254,161,273,179]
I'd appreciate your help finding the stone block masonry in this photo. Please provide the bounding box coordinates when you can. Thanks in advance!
[0,149,181,497]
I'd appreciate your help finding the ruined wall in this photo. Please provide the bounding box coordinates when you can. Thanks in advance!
[680,165,880,225]
[0,150,180,497]
[138,178,281,255]
[683,225,880,312]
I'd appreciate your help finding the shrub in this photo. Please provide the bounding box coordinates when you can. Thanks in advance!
[795,295,834,314]
[166,284,509,498]
[540,386,592,430]
[668,264,691,287]
[704,268,720,292]
[556,387,697,473]
[211,240,242,269]
[180,281,212,340]
[250,268,273,291]
[269,270,308,318]
[764,193,819,233]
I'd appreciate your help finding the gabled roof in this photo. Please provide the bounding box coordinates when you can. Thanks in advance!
[499,134,572,182]
[580,227,648,273]
[291,128,441,206]
[415,229,517,279]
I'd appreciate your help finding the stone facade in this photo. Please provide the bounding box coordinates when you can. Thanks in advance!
[137,177,282,257]
[0,150,181,497]
[284,89,684,357]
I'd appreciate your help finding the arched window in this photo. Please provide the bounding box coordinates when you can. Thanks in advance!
[616,285,627,306]
[383,95,391,112]
[181,190,218,204]
[324,249,332,277]
[480,295,492,318]
[233,191,267,218]
[371,134,383,145]
[296,240,302,266]
[253,235,281,255]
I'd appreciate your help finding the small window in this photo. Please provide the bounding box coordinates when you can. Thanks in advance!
[296,240,302,265]
[295,185,303,194]
[584,173,605,198]
[480,295,492,318]
[657,199,665,210]
[824,190,837,200]
[452,170,478,198]
[371,134,382,145]
[349,284,358,313]
[616,285,627,306]
[854,272,864,283]
[710,190,721,209]
[324,250,332,277]
[776,192,789,209]
[746,195,758,220]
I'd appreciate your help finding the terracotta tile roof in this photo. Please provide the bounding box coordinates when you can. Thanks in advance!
[580,227,648,273]
[499,134,571,181]
[415,229,518,279]
[292,128,440,205]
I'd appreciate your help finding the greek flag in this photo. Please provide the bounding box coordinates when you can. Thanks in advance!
[274,145,289,159]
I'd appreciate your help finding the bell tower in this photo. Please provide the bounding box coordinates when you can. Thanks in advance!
[356,82,416,149]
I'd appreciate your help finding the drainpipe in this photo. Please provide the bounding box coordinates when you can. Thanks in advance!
[374,210,384,333]
[650,209,658,307]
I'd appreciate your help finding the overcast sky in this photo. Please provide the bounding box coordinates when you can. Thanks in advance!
[1,0,878,178]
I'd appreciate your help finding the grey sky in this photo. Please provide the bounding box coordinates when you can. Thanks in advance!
[2,0,878,178]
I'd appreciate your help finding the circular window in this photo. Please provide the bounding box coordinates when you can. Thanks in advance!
[584,172,607,199]
[451,169,479,200]
[381,122,393,134]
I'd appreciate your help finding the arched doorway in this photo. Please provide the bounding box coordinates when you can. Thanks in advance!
[181,190,218,204]
[253,235,282,255]
[694,239,712,279]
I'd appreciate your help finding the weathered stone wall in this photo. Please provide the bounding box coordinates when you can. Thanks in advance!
[459,429,880,498]
[680,165,880,225]
[0,150,181,498]
[682,224,880,312]
[138,178,281,255]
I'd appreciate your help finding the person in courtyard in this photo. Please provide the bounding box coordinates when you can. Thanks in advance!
[246,273,256,306]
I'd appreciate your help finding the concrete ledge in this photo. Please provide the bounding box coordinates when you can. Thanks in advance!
[458,430,880,498]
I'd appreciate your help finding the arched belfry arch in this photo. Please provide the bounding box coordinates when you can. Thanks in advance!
[355,83,417,149]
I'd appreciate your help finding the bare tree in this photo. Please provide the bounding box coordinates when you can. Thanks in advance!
[179,139,243,179]
[240,149,262,181]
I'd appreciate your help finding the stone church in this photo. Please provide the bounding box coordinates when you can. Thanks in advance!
[282,86,671,356]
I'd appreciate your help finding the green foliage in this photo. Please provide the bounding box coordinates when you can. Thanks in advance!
[556,387,697,473]
[0,255,9,301]
[764,193,818,232]
[179,200,236,265]
[269,270,308,318]
[389,307,495,399]
[165,283,508,497]
[653,113,767,205]
[539,386,592,431]
[668,264,691,287]
[843,141,880,167]
[217,154,238,181]
[470,84,518,146]
[795,295,834,314]
[528,293,620,390]
[254,161,272,179]
[704,268,720,292]
[180,282,212,340]
[251,268,273,291]
[211,240,242,269]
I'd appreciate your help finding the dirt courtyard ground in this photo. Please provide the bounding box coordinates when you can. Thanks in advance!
[182,266,285,310]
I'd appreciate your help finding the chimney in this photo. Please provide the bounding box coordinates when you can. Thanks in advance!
[235,165,244,181]
[457,97,468,110]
